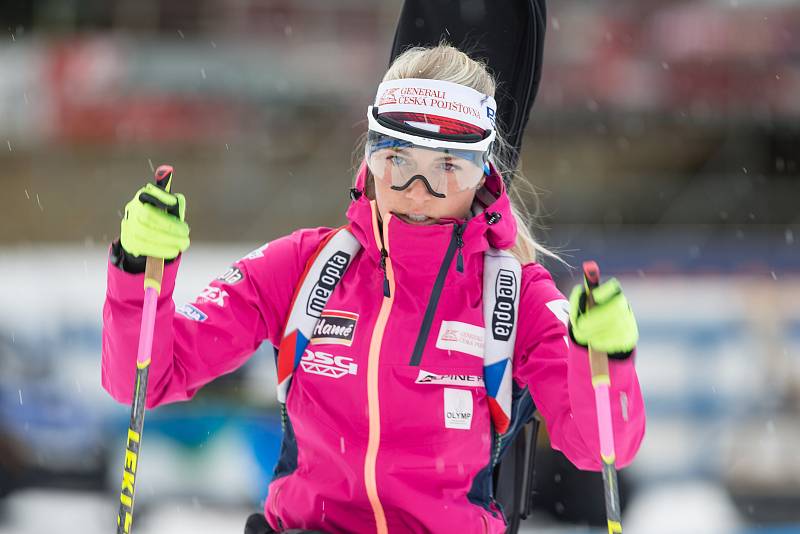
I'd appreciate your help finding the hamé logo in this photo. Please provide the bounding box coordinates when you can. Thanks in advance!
[311,310,358,346]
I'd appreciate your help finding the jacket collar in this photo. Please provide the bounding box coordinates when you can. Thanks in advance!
[345,160,518,274]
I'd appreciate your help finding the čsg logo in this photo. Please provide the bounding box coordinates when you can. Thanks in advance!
[300,350,358,379]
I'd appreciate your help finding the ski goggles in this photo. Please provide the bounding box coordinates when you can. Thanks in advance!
[365,106,495,198]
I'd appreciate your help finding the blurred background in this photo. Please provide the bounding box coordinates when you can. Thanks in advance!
[1,0,799,533]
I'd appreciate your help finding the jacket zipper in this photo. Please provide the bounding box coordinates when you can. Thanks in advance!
[380,247,390,297]
[455,223,465,273]
[365,202,393,534]
[409,222,466,366]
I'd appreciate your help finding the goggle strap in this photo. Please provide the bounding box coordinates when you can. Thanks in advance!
[367,106,496,153]
[373,107,488,143]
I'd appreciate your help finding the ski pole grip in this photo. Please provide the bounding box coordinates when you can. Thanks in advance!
[582,260,600,307]
[582,260,609,381]
[143,164,175,292]
[154,164,174,193]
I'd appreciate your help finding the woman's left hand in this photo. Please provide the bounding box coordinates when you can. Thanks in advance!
[568,278,639,358]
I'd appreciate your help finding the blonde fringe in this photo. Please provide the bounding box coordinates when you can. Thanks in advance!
[364,43,565,267]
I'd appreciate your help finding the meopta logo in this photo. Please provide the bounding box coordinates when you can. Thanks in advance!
[300,350,358,379]
[492,269,517,341]
[306,251,350,318]
[311,310,358,347]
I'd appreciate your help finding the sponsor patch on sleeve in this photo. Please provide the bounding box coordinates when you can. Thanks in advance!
[545,299,570,327]
[435,321,485,358]
[216,266,244,285]
[310,310,358,347]
[197,286,229,307]
[242,242,269,261]
[176,303,208,322]
[444,388,473,430]
[415,370,484,388]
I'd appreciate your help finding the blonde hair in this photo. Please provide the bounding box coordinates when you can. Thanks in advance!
[364,43,562,266]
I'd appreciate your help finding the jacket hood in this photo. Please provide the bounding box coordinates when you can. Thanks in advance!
[345,160,518,270]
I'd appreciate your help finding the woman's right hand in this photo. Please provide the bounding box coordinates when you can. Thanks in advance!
[120,183,190,259]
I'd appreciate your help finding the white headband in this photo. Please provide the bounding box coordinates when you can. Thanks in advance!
[373,78,497,132]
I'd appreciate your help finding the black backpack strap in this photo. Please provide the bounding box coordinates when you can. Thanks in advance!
[520,417,540,519]
[492,382,540,532]
[389,0,547,173]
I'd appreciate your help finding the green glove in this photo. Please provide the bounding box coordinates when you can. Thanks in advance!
[568,278,638,357]
[120,183,189,260]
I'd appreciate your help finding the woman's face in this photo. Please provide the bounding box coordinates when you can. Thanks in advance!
[372,172,483,226]
[369,146,485,226]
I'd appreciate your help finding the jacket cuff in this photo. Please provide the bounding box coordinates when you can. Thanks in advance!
[109,239,177,274]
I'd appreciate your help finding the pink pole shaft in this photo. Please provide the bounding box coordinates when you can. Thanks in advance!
[593,383,616,460]
[136,287,159,364]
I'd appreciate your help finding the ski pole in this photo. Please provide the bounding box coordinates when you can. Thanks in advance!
[116,164,175,534]
[582,260,623,534]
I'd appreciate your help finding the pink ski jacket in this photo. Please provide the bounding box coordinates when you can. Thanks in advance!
[102,166,645,534]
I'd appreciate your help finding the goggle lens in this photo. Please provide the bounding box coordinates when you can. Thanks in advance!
[365,132,487,197]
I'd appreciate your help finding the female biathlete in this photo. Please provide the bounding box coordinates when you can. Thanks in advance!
[102,45,644,534]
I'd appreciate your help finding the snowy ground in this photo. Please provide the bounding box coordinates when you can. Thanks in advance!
[0,481,758,534]
[0,488,583,534]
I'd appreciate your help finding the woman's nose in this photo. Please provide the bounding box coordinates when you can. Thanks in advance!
[403,176,434,201]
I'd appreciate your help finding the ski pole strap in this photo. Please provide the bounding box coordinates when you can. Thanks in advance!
[276,226,360,403]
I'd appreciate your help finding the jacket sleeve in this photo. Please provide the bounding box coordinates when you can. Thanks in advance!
[512,263,645,471]
[101,227,332,408]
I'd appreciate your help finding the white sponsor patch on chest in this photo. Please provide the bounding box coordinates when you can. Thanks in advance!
[416,370,484,388]
[444,388,473,430]
[435,321,485,358]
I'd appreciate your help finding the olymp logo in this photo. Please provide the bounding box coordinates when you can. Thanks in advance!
[300,349,358,379]
[444,388,473,430]
[310,310,358,347]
